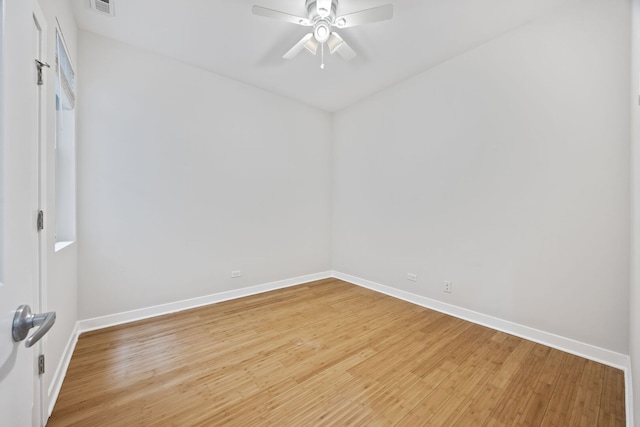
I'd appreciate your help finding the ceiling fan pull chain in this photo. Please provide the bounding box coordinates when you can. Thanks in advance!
[321,42,325,69]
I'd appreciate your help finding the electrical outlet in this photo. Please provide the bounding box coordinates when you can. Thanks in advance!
[407,273,417,282]
[231,270,242,278]
[444,281,452,293]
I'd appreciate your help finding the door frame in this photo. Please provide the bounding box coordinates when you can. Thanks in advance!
[32,3,48,425]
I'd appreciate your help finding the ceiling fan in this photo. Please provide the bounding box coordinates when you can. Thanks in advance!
[252,0,393,66]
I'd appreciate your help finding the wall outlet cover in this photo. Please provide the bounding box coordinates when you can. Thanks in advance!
[444,281,452,293]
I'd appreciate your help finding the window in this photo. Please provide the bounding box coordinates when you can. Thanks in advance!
[54,28,76,251]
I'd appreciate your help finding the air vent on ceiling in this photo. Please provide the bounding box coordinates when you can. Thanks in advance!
[88,0,115,17]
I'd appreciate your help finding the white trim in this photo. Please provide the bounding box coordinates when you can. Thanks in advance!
[331,271,630,370]
[332,271,634,425]
[47,272,332,419]
[54,241,74,252]
[626,367,634,427]
[32,4,48,427]
[52,271,633,425]
[77,271,333,333]
[47,322,80,418]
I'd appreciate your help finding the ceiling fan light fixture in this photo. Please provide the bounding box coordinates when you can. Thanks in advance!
[253,0,394,63]
[304,37,320,55]
[314,22,330,43]
[327,32,344,53]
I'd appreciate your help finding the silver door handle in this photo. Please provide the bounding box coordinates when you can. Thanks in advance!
[12,305,56,348]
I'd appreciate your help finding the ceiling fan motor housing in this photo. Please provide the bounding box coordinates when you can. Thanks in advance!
[306,0,338,43]
[306,0,338,22]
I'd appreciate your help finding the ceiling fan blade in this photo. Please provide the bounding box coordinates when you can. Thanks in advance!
[283,33,315,59]
[335,4,393,28]
[328,33,357,61]
[252,5,311,26]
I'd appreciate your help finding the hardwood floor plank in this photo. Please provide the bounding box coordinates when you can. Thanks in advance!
[567,360,606,426]
[541,354,588,426]
[597,367,626,426]
[515,347,566,425]
[484,343,553,425]
[47,279,625,426]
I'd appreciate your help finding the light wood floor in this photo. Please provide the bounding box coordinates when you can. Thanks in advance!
[48,279,625,426]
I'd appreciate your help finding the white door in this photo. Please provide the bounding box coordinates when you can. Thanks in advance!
[0,1,51,425]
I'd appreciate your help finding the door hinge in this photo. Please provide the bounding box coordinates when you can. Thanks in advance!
[35,59,50,86]
[37,210,44,232]
[38,354,45,375]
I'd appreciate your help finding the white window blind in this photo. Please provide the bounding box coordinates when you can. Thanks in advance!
[54,25,77,249]
[56,30,75,109]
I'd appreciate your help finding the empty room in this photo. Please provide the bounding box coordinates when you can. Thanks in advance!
[2,0,640,425]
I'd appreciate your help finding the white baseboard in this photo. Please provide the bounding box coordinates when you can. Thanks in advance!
[52,270,633,425]
[47,322,80,418]
[49,272,333,417]
[331,271,629,370]
[77,271,333,333]
[332,271,635,426]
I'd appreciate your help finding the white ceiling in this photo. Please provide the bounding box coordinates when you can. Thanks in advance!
[72,0,573,112]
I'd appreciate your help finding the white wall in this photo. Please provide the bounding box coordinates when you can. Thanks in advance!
[630,0,640,424]
[332,0,630,353]
[76,32,332,319]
